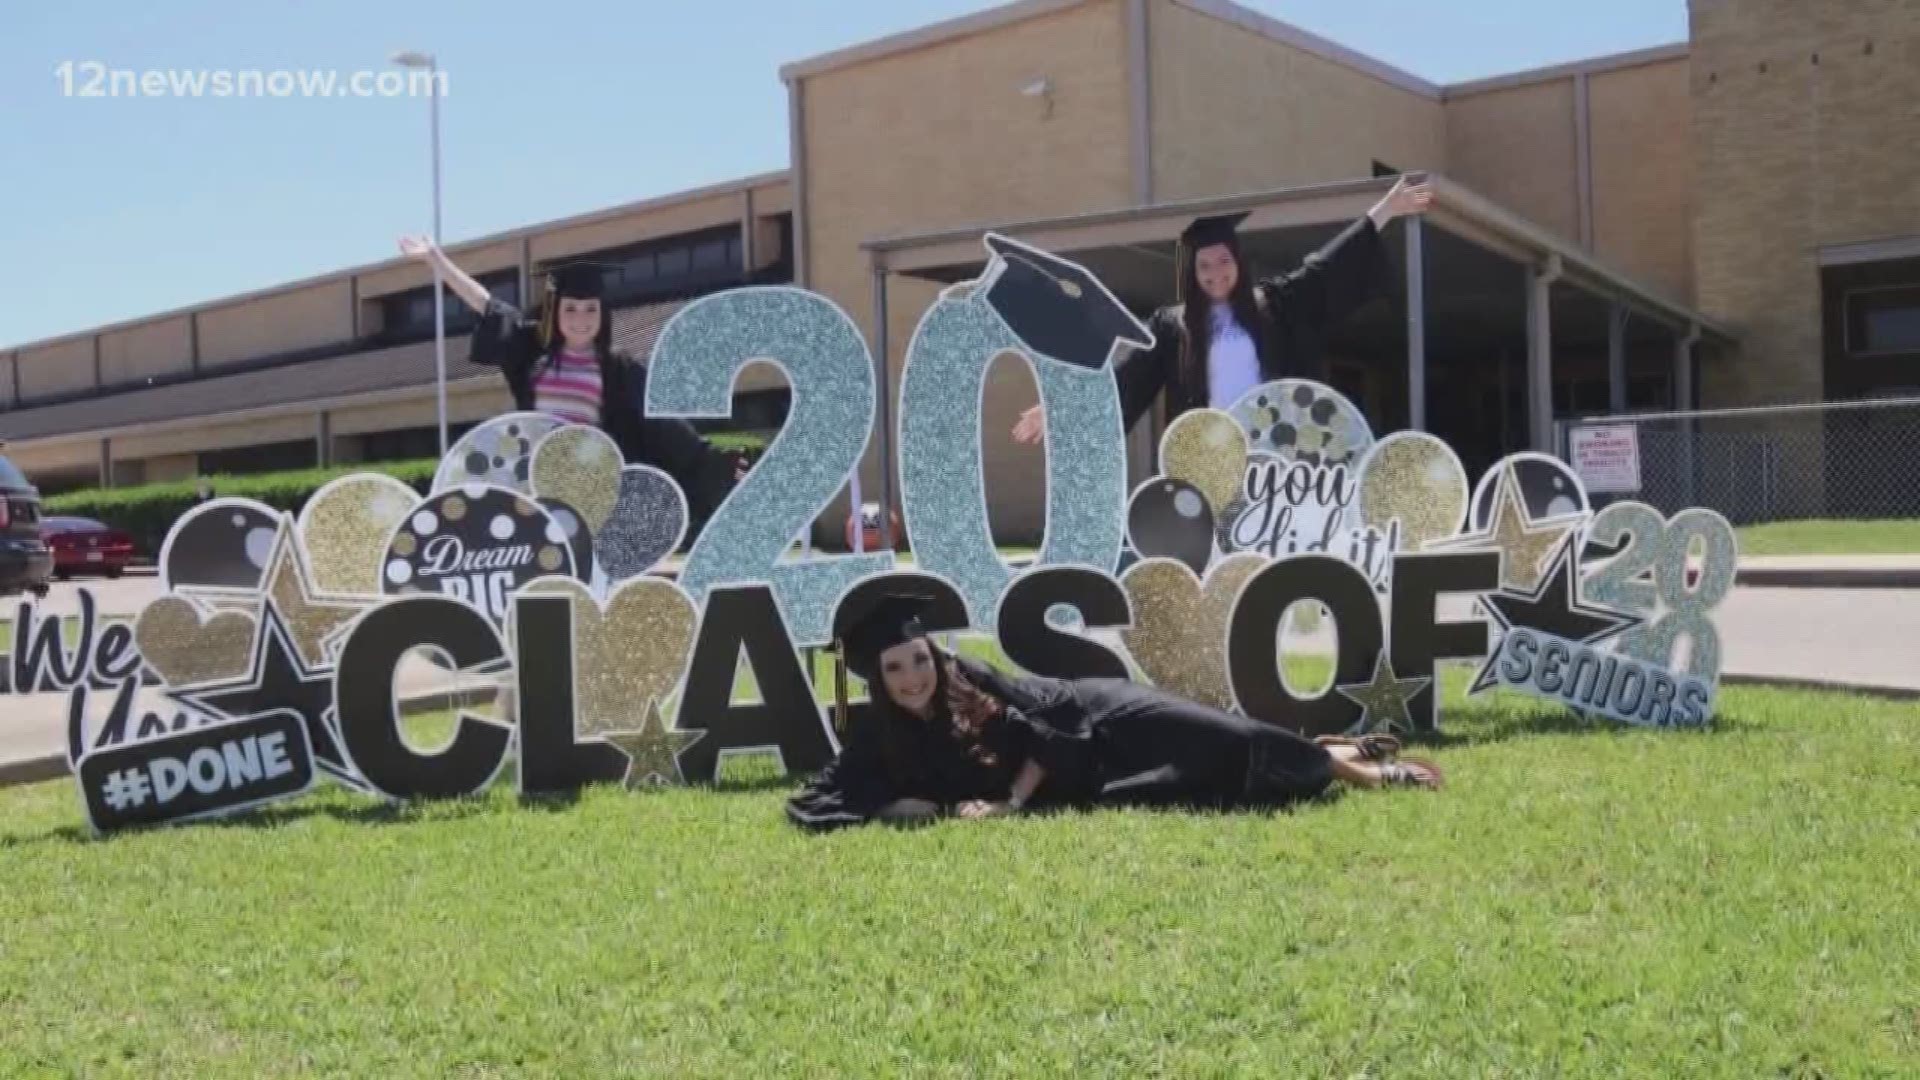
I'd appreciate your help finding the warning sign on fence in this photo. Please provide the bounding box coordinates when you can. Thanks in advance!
[1569,424,1641,494]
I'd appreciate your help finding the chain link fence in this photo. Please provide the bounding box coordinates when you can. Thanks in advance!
[1556,395,1920,526]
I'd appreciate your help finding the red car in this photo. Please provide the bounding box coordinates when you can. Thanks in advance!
[41,516,136,580]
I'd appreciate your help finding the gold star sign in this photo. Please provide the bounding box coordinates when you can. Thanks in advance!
[604,704,705,788]
[260,522,370,669]
[1335,653,1431,736]
[1434,466,1578,592]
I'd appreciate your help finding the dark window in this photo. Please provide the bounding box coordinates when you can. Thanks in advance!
[199,439,317,477]
[380,272,516,340]
[1372,160,1402,178]
[656,247,691,277]
[1847,284,1920,356]
[356,422,478,464]
[691,237,731,272]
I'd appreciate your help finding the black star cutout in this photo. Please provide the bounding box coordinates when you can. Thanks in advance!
[168,602,364,788]
[1471,535,1643,694]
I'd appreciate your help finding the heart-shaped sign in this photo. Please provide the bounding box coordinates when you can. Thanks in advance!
[134,597,259,688]
[1119,552,1265,711]
[595,465,689,583]
[518,576,698,739]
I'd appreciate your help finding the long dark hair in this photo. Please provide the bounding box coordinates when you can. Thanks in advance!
[1177,236,1265,406]
[869,646,1007,780]
[535,294,617,381]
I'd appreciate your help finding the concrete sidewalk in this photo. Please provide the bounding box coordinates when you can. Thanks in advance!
[1735,555,1920,589]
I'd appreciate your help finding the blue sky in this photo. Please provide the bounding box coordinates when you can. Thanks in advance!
[0,0,1687,348]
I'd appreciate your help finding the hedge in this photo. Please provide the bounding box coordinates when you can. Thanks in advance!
[45,433,773,560]
[47,458,440,560]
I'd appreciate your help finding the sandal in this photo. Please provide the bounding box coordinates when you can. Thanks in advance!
[1378,757,1443,790]
[1315,734,1402,762]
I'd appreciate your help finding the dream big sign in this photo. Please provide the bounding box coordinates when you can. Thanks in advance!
[1,234,1738,836]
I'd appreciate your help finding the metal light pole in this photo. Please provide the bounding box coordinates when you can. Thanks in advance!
[391,50,447,456]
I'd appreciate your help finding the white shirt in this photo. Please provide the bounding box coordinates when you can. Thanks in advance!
[1206,304,1262,409]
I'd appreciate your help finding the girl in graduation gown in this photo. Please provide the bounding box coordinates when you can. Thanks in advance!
[1010,176,1435,444]
[786,593,1441,832]
[397,236,742,529]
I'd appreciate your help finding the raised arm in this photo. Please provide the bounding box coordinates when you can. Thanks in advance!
[1010,307,1179,445]
[1258,177,1433,330]
[398,235,495,315]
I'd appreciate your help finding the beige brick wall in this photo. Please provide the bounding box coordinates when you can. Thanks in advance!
[6,439,100,475]
[1149,0,1445,199]
[798,0,1134,542]
[1445,80,1580,242]
[99,315,195,387]
[113,412,322,460]
[1589,59,1694,301]
[198,280,353,368]
[139,453,199,484]
[328,382,511,436]
[1690,0,1920,408]
[0,354,14,407]
[17,337,96,400]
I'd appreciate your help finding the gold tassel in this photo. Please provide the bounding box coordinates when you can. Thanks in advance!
[537,288,557,351]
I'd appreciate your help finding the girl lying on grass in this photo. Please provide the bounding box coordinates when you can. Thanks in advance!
[787,592,1441,832]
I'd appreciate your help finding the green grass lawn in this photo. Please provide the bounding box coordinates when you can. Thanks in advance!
[1737,518,1920,557]
[1,668,1915,1077]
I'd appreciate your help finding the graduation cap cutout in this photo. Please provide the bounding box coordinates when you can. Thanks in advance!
[979,232,1153,371]
[1179,210,1252,250]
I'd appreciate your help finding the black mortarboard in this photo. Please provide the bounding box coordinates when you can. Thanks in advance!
[541,259,614,301]
[1179,211,1251,249]
[833,591,938,683]
[979,232,1154,371]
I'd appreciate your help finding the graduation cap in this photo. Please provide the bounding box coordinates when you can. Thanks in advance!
[538,258,616,301]
[834,591,938,683]
[978,232,1153,372]
[534,259,617,348]
[1179,210,1252,250]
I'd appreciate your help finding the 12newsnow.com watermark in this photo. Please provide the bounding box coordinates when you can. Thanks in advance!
[55,61,446,99]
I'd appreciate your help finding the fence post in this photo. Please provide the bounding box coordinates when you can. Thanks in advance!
[1675,324,1700,509]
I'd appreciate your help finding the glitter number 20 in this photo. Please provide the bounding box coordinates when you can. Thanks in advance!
[1583,502,1737,683]
[646,288,893,646]
[897,288,1128,631]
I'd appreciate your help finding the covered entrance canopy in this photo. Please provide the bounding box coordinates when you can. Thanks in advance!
[862,173,1733,507]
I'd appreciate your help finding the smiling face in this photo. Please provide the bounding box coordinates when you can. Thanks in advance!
[556,297,602,351]
[1193,243,1240,304]
[877,637,939,717]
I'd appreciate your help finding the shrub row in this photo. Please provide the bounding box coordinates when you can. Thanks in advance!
[46,459,439,559]
[45,432,772,560]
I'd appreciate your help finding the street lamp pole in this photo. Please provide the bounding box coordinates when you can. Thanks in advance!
[392,50,447,456]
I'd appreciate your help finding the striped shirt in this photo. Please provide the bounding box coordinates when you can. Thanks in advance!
[533,349,603,426]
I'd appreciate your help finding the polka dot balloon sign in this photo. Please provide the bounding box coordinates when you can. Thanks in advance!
[161,498,283,595]
[1227,380,1374,468]
[432,412,563,496]
[380,484,574,625]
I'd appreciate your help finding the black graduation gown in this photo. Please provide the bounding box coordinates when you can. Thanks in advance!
[469,298,738,529]
[785,656,1335,831]
[1114,214,1390,433]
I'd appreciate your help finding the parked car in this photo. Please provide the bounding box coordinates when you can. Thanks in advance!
[41,516,136,580]
[0,450,52,599]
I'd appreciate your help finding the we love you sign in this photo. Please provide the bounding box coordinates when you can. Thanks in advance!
[2,234,1738,835]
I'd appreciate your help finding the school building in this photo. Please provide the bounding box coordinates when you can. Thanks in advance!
[3,0,1915,542]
